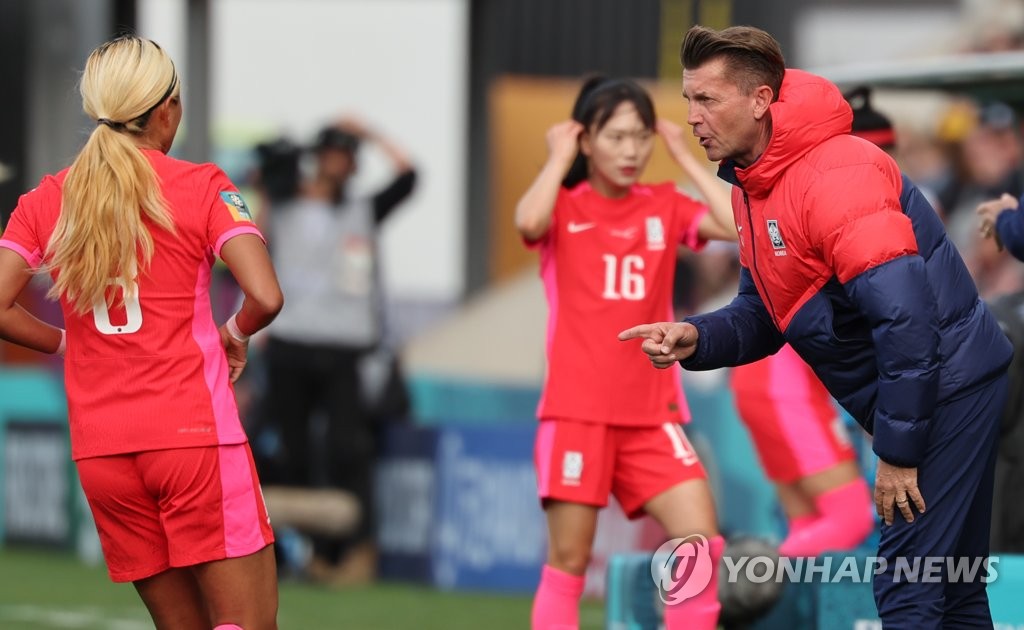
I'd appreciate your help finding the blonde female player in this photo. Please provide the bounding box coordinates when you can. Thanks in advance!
[0,35,282,629]
[516,76,736,630]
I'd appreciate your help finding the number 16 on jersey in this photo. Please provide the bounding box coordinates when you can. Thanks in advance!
[602,254,645,301]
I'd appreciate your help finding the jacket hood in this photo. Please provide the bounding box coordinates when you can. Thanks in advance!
[735,69,853,197]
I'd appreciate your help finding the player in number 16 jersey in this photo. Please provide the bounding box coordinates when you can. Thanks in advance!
[536,180,707,425]
[517,77,737,630]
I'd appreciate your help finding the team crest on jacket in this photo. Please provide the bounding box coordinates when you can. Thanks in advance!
[645,217,665,250]
[766,219,787,256]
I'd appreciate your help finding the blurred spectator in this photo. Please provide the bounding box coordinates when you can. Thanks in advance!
[945,101,1024,254]
[975,184,1024,553]
[976,189,1024,325]
[964,0,1024,53]
[847,86,896,152]
[934,101,1024,300]
[981,273,1024,553]
[251,115,417,585]
[978,191,1024,259]
[896,129,958,219]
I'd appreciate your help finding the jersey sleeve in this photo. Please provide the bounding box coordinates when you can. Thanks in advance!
[199,164,265,257]
[673,189,709,252]
[0,190,45,268]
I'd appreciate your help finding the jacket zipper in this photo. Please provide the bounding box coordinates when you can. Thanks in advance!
[742,188,780,324]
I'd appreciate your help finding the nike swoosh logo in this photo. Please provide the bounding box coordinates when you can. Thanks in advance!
[567,222,596,233]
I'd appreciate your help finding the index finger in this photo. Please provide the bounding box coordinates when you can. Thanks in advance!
[619,324,657,341]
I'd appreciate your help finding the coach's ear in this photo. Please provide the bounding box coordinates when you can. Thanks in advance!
[752,85,773,121]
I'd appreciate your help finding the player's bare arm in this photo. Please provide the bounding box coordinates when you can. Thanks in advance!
[0,249,64,354]
[514,120,583,241]
[657,118,736,242]
[218,234,284,381]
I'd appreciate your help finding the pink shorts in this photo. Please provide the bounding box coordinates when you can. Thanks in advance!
[76,443,274,582]
[534,418,706,519]
[731,346,856,483]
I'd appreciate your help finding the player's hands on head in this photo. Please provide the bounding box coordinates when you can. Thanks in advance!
[618,321,699,368]
[335,114,371,139]
[218,324,249,383]
[546,120,584,167]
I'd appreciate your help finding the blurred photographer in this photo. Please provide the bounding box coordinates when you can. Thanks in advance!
[252,116,417,584]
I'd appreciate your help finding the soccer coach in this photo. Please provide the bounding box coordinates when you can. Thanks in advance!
[620,25,1012,628]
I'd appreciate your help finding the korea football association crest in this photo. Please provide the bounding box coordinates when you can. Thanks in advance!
[766,219,787,256]
[562,451,584,486]
[645,216,666,250]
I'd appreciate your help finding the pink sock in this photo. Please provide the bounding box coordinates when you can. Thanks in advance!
[779,478,874,557]
[214,625,243,630]
[787,513,818,536]
[663,534,724,630]
[531,564,585,630]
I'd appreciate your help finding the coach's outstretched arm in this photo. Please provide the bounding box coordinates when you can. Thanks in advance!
[619,267,785,369]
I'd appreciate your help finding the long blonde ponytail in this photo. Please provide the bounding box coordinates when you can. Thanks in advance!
[46,35,179,314]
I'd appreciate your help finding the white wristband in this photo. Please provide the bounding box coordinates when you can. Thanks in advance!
[56,329,66,356]
[225,314,250,343]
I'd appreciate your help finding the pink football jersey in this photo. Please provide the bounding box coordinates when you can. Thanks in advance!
[529,181,707,426]
[0,149,262,459]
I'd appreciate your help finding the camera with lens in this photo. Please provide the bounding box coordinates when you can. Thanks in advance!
[254,137,302,202]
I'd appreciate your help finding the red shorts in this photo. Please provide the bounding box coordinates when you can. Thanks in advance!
[76,443,274,583]
[734,387,856,483]
[534,419,706,519]
[732,347,857,483]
